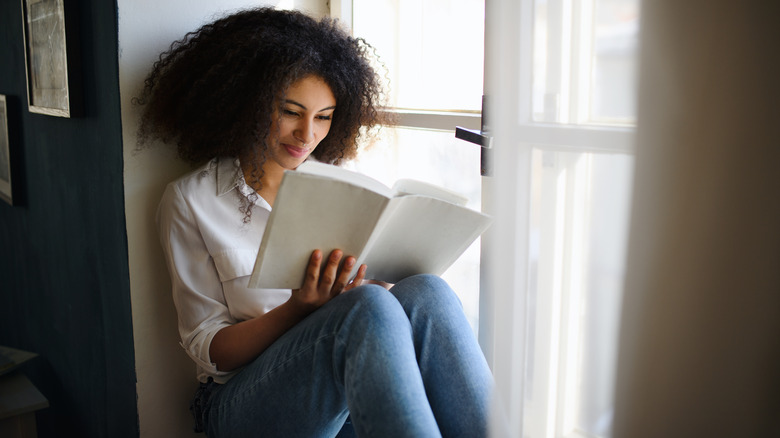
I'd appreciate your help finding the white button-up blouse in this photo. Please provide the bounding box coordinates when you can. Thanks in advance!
[157,157,291,383]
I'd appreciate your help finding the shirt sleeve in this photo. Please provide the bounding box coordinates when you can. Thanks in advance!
[156,181,235,379]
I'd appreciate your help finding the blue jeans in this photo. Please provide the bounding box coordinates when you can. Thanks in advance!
[200,274,492,437]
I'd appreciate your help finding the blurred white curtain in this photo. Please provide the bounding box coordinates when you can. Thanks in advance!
[613,1,780,437]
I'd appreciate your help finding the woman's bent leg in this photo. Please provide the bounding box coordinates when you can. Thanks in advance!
[390,274,493,438]
[204,285,441,438]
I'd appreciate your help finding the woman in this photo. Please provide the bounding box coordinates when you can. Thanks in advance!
[138,7,492,437]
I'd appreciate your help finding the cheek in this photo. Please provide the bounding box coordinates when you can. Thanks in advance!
[274,119,293,137]
[316,124,332,143]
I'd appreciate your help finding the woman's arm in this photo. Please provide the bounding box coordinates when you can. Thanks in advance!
[209,249,366,372]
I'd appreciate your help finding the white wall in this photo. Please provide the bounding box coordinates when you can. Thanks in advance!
[117,0,328,436]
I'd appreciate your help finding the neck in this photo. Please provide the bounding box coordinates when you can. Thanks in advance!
[240,155,286,207]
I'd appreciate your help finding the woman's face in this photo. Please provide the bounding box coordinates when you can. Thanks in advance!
[265,75,336,171]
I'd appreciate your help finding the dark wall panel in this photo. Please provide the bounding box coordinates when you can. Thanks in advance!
[0,0,138,437]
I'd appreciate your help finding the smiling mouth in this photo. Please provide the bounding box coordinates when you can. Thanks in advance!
[283,144,310,158]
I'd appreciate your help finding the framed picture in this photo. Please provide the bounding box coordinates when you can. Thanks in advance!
[21,0,78,117]
[0,95,13,205]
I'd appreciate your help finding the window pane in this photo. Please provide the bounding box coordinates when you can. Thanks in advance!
[353,0,485,112]
[525,148,633,438]
[531,0,640,125]
[349,128,483,331]
[591,0,640,123]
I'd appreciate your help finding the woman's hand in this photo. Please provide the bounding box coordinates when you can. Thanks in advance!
[210,250,365,372]
[289,249,367,312]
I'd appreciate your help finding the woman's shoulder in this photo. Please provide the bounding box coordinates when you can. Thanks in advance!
[157,157,245,224]
[159,157,234,213]
[168,158,219,191]
[167,157,243,199]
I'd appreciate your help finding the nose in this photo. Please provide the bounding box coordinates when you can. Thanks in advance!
[294,118,316,146]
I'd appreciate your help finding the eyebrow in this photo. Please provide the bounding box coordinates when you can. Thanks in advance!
[285,99,336,112]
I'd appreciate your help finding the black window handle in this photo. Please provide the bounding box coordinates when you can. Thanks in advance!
[455,96,492,176]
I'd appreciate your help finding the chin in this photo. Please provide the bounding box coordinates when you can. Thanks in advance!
[285,158,309,170]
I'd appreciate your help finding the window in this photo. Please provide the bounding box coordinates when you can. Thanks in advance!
[488,0,640,437]
[352,0,484,112]
[339,0,487,331]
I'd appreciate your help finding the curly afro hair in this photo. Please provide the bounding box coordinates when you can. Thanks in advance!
[135,7,389,168]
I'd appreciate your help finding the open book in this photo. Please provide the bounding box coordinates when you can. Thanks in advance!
[248,161,492,289]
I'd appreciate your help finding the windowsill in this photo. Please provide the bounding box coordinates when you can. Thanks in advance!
[382,109,482,132]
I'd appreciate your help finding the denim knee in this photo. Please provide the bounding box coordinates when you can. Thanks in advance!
[390,274,462,310]
[339,284,409,322]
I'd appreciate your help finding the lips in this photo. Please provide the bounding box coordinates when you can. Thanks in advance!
[283,144,310,159]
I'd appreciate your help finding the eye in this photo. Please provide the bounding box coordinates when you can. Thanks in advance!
[282,109,299,117]
[317,114,333,121]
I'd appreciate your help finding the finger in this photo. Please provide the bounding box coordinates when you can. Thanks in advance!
[345,264,367,291]
[318,249,343,292]
[303,250,323,289]
[331,256,356,296]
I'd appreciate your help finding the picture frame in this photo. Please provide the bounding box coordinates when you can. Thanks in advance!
[20,0,79,117]
[0,95,13,205]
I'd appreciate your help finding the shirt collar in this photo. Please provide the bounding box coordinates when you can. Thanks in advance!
[215,156,274,211]
[215,156,324,207]
[215,157,252,198]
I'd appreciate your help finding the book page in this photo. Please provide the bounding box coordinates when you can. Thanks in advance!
[300,161,468,205]
[361,196,491,283]
[249,173,389,289]
[392,179,469,206]
[297,161,393,197]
